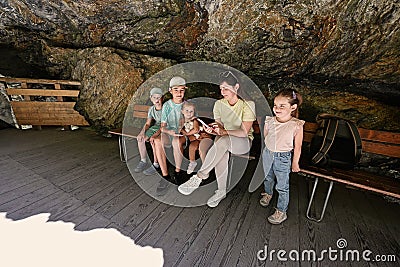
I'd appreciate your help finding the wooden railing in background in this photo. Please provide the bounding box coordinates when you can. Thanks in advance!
[0,77,89,127]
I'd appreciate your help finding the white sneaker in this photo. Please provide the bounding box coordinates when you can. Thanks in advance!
[187,161,198,174]
[178,174,202,195]
[207,189,226,208]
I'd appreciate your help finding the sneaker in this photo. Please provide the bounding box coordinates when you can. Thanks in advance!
[156,177,170,196]
[259,193,272,207]
[143,165,159,176]
[134,161,147,173]
[268,209,287,224]
[187,161,198,174]
[172,171,184,185]
[178,174,202,195]
[207,189,226,208]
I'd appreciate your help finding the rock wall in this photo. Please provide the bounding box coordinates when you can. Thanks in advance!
[0,0,399,132]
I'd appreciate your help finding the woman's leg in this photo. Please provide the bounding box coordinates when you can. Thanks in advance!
[214,151,230,191]
[197,136,251,179]
[198,138,214,163]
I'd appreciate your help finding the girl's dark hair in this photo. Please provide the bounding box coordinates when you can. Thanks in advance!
[275,89,303,118]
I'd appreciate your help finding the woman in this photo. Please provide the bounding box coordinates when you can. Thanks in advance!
[178,71,256,207]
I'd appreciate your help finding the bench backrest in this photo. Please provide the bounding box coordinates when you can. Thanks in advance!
[1,77,89,127]
[303,122,400,158]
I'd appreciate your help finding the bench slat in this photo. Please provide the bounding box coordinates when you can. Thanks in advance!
[362,140,400,158]
[358,128,400,144]
[16,116,89,126]
[132,110,148,119]
[0,77,81,86]
[6,88,80,97]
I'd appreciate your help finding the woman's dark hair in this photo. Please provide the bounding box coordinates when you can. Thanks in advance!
[218,71,238,86]
[275,89,303,118]
[218,70,248,99]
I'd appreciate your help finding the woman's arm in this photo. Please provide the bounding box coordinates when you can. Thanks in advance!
[215,120,253,137]
[292,125,304,172]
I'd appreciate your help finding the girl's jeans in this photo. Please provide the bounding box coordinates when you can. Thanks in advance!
[262,148,292,212]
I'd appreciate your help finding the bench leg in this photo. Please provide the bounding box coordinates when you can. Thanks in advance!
[306,178,334,222]
[118,135,127,163]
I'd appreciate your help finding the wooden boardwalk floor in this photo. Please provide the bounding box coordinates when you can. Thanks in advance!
[0,127,399,266]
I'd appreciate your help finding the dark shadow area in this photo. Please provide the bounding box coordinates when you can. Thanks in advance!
[0,45,52,78]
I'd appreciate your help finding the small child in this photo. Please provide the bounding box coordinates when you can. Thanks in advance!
[135,87,164,175]
[260,89,304,224]
[180,101,213,174]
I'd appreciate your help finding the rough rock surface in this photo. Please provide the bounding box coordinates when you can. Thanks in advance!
[0,0,399,131]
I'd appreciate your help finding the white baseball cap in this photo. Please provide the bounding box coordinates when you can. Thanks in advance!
[169,76,186,88]
[150,87,163,96]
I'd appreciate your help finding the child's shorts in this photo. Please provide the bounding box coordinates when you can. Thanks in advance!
[145,125,160,138]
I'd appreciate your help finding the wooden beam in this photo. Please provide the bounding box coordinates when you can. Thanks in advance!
[6,88,80,97]
[0,77,81,86]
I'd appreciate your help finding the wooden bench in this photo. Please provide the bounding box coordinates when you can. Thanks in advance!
[1,77,89,128]
[299,122,400,222]
[108,104,261,163]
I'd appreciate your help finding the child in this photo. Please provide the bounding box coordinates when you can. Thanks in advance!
[135,87,164,175]
[180,101,213,174]
[260,89,304,224]
[153,76,187,195]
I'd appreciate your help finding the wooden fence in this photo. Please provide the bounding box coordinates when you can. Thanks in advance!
[0,77,89,127]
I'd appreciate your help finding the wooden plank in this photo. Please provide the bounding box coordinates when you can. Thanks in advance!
[171,182,247,266]
[6,88,80,97]
[84,174,134,211]
[0,77,81,86]
[10,101,89,126]
[60,158,123,194]
[362,140,400,158]
[303,122,400,145]
[15,112,83,120]
[299,168,400,199]
[358,127,400,144]
[0,185,60,215]
[74,213,112,231]
[0,179,50,206]
[11,101,76,109]
[134,105,151,112]
[15,117,89,126]
[349,189,400,264]
[108,127,142,138]
[132,110,148,119]
[54,83,64,102]
[7,189,73,221]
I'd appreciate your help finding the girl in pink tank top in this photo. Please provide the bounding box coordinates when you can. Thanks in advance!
[260,89,304,225]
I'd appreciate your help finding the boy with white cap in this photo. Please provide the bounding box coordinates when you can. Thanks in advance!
[153,76,187,195]
[134,87,164,175]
